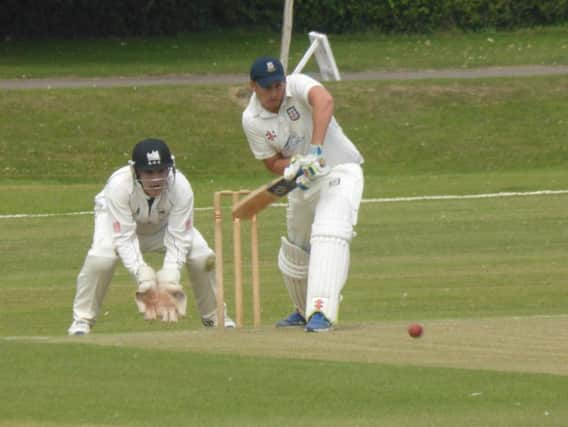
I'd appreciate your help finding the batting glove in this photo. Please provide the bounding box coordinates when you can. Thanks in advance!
[283,155,303,181]
[300,145,329,181]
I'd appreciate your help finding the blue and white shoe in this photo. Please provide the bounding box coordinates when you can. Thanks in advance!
[275,311,307,327]
[305,312,332,332]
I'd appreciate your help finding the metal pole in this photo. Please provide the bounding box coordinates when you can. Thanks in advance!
[280,0,294,72]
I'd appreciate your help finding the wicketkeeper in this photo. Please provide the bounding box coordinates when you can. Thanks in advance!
[68,138,235,335]
[242,56,365,332]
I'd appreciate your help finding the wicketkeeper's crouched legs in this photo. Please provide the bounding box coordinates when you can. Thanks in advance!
[186,247,235,328]
[69,255,117,334]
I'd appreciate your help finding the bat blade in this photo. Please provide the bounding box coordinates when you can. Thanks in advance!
[232,176,297,220]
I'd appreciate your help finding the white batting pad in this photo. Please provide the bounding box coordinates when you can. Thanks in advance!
[72,255,117,325]
[305,236,350,323]
[278,236,309,316]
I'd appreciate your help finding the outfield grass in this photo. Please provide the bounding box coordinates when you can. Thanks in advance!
[2,32,568,426]
[2,192,568,426]
[2,339,566,427]
[2,76,568,185]
[1,26,568,78]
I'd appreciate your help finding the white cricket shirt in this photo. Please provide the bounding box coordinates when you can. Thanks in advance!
[97,166,194,275]
[242,73,363,167]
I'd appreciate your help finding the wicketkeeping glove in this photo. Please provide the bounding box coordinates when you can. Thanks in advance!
[134,264,159,320]
[156,268,187,323]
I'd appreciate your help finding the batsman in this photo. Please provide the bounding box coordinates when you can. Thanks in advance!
[68,138,235,335]
[242,56,364,332]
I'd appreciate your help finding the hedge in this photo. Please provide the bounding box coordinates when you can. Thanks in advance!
[2,0,568,39]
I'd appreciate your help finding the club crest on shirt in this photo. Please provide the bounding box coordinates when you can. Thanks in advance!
[286,106,300,121]
[265,130,277,142]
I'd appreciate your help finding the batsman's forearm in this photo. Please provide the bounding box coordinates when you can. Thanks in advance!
[310,103,333,147]
[308,86,334,146]
[263,155,291,176]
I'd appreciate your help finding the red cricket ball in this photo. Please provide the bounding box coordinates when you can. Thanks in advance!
[408,323,423,338]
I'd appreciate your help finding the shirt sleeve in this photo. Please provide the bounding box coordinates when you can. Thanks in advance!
[104,182,145,277]
[162,174,194,271]
[287,73,322,105]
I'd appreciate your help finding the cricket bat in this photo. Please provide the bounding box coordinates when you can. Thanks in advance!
[232,176,298,220]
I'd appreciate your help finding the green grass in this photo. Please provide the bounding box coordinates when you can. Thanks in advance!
[1,341,567,427]
[3,194,568,335]
[1,26,568,78]
[2,32,568,426]
[2,193,568,426]
[2,76,568,186]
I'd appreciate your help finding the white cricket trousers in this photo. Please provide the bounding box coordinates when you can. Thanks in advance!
[285,162,364,323]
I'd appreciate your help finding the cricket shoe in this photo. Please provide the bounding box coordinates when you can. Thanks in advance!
[275,311,307,327]
[305,312,332,333]
[224,317,236,328]
[68,320,91,336]
[201,316,236,328]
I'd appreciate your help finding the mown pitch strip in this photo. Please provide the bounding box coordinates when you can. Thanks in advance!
[31,315,568,376]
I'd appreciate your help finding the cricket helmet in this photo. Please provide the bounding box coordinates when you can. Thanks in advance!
[131,138,174,172]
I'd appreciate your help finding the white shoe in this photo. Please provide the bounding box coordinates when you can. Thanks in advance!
[68,320,91,336]
[224,316,236,328]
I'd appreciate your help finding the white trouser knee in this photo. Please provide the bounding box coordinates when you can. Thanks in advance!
[186,252,218,319]
[278,236,309,316]
[72,255,118,325]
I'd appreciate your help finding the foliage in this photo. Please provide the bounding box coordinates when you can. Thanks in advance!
[2,0,568,39]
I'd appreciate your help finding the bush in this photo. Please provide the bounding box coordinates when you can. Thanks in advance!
[2,0,568,39]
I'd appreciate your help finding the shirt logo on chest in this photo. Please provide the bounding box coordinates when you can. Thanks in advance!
[265,130,277,142]
[286,106,300,121]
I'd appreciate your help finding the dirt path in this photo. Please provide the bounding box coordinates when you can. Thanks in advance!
[2,64,568,90]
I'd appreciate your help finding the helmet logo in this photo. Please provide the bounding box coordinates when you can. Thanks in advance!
[146,150,161,165]
[266,61,275,73]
